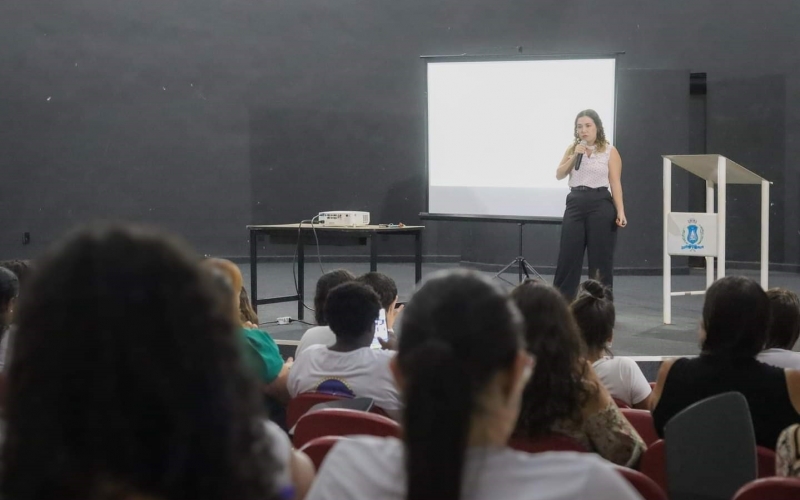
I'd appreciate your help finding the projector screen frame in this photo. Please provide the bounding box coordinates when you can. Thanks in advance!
[419,212,562,225]
[419,52,622,223]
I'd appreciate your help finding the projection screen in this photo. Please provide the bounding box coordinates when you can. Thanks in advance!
[425,56,617,219]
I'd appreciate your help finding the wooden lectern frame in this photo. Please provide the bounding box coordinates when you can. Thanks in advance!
[662,155,771,324]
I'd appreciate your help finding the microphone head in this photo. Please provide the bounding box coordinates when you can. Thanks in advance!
[580,139,588,146]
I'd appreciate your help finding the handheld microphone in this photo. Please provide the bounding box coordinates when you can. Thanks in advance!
[574,140,587,171]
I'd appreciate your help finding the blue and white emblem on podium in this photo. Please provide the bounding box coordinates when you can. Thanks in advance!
[681,219,705,251]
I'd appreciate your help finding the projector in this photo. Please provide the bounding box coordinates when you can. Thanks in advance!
[318,211,370,227]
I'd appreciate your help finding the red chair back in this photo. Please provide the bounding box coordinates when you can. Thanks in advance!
[299,435,344,471]
[612,397,631,409]
[621,408,660,447]
[286,392,351,429]
[509,434,587,453]
[733,477,800,500]
[639,439,668,494]
[614,465,668,500]
[293,408,401,448]
[757,446,776,478]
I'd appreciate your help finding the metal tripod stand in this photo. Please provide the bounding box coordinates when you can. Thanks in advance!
[493,222,546,286]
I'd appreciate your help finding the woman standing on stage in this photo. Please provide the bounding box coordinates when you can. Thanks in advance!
[554,109,626,300]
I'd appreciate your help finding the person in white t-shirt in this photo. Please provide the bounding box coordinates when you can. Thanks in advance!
[757,288,800,370]
[305,270,642,500]
[297,271,405,357]
[295,269,356,358]
[287,281,402,419]
[572,280,652,410]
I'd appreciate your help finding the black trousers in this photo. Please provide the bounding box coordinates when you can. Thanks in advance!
[553,188,617,300]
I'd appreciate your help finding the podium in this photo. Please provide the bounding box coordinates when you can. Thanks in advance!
[662,155,771,324]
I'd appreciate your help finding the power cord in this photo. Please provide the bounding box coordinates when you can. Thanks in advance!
[291,220,316,315]
[290,216,326,315]
[309,215,325,275]
[260,318,315,327]
[252,217,327,329]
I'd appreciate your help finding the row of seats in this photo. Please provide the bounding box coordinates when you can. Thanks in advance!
[288,392,800,500]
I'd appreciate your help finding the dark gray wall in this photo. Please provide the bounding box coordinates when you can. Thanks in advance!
[1,0,798,269]
[707,75,786,264]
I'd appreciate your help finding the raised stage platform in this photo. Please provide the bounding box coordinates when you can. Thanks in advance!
[239,262,800,381]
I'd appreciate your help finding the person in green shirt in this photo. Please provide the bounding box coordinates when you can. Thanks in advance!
[204,258,292,402]
[241,324,284,384]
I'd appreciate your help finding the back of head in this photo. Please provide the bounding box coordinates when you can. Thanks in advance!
[324,282,381,341]
[510,279,589,437]
[0,266,19,306]
[764,288,800,350]
[0,267,19,326]
[702,275,770,358]
[571,279,615,354]
[2,225,276,500]
[0,260,32,288]
[201,258,244,324]
[355,272,398,310]
[203,258,244,290]
[314,269,356,325]
[397,269,523,500]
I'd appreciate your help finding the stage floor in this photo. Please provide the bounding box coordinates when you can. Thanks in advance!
[241,262,800,357]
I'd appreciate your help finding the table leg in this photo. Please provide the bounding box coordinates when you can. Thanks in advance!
[298,238,305,320]
[250,230,258,309]
[370,233,378,273]
[414,231,422,283]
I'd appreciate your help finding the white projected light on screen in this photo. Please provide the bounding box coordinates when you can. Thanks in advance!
[426,57,616,218]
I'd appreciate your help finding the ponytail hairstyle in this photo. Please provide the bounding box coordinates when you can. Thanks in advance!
[571,279,616,356]
[397,270,523,500]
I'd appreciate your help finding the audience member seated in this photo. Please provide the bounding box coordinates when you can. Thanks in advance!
[572,280,652,410]
[0,265,18,405]
[757,288,800,370]
[510,279,646,467]
[0,267,18,350]
[777,423,800,477]
[239,285,260,325]
[288,282,401,419]
[203,258,292,403]
[0,260,31,372]
[355,272,404,347]
[652,276,800,450]
[0,260,33,285]
[0,225,313,500]
[305,270,641,500]
[295,269,356,357]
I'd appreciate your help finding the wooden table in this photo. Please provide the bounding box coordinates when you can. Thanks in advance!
[247,223,424,320]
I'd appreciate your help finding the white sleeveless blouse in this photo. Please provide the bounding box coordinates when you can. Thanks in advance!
[569,143,613,189]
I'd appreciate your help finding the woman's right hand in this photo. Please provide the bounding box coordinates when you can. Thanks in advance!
[573,143,587,155]
[557,144,581,180]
